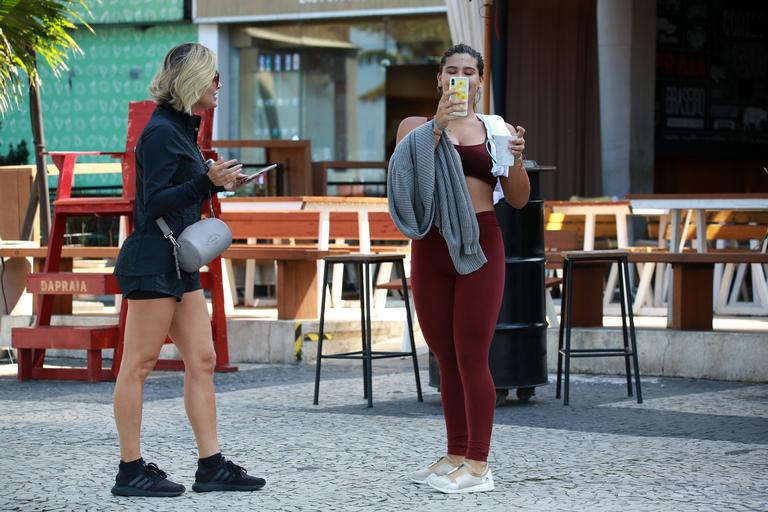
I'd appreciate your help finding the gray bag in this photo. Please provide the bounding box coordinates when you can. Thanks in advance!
[155,195,232,277]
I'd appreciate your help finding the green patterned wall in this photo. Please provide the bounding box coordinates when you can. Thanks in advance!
[75,0,186,24]
[0,24,197,162]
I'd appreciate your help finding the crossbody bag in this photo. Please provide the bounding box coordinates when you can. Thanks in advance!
[154,160,232,278]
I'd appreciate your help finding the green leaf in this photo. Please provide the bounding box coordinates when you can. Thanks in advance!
[0,0,94,115]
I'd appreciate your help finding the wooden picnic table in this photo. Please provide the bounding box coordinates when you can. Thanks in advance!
[221,196,390,253]
[221,196,395,311]
[627,194,768,324]
[546,200,632,250]
[546,250,768,330]
[627,193,768,253]
[546,200,633,309]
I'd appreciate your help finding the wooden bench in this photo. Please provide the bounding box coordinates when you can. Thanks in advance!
[632,210,767,313]
[221,245,345,318]
[0,244,340,320]
[221,210,406,246]
[645,210,768,245]
[546,250,768,330]
[219,210,408,309]
[0,246,121,315]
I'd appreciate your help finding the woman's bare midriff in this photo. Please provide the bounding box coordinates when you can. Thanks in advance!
[466,177,495,213]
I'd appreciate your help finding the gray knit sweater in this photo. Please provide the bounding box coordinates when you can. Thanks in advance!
[387,120,486,275]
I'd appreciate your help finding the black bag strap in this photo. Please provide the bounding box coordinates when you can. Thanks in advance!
[154,217,181,279]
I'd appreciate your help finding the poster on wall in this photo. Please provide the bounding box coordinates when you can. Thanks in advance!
[655,0,768,158]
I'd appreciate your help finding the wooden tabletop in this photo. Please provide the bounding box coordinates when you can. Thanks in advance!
[546,250,768,265]
[0,245,347,262]
[221,196,388,205]
[627,194,768,211]
[0,246,120,258]
[547,200,630,207]
[627,193,768,200]
[322,253,406,263]
[223,246,339,261]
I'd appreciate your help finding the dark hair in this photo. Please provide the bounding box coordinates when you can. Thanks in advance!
[439,43,484,77]
[164,42,194,67]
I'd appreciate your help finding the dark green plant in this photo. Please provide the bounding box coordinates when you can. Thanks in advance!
[0,138,29,164]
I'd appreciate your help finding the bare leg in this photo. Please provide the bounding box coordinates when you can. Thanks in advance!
[113,297,176,462]
[169,289,220,458]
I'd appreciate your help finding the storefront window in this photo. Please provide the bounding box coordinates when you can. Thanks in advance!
[232,14,450,178]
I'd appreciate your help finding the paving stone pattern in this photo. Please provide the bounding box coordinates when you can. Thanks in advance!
[1,357,766,512]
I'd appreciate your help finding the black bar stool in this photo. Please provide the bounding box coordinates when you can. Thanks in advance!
[313,253,423,408]
[556,250,642,405]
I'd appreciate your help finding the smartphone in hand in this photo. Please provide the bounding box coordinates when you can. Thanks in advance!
[449,76,469,117]
[235,163,278,186]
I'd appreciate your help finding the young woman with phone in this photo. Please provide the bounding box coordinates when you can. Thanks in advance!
[112,43,265,497]
[388,43,529,494]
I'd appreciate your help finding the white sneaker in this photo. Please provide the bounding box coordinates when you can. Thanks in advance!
[409,457,462,484]
[426,463,494,494]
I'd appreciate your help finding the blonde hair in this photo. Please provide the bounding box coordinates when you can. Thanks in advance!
[148,43,217,114]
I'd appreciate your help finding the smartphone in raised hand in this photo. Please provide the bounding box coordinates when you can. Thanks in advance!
[235,163,278,186]
[449,76,469,117]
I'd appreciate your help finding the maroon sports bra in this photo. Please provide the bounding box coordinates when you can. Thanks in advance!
[454,142,496,188]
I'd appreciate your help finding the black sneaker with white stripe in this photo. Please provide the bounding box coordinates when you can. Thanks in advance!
[192,457,266,492]
[111,460,185,497]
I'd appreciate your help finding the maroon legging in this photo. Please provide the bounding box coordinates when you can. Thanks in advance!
[411,210,505,462]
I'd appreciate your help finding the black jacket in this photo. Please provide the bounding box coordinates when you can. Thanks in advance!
[114,103,220,276]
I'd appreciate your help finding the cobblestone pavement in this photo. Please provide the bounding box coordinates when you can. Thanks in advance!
[1,356,766,512]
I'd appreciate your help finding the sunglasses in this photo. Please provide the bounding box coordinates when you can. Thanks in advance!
[213,71,220,87]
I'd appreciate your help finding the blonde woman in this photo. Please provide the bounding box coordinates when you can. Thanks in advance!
[112,43,264,497]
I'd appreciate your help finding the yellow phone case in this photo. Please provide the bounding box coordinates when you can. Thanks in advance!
[450,77,469,117]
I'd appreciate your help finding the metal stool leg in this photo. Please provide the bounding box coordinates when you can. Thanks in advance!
[618,256,633,397]
[313,260,331,405]
[623,257,643,403]
[556,262,568,399]
[357,262,369,400]
[398,260,422,402]
[563,260,575,406]
[363,262,374,408]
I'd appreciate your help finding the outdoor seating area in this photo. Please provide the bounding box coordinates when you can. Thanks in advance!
[2,1,767,508]
[542,196,768,324]
[2,149,768,383]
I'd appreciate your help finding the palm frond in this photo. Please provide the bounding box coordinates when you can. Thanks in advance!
[0,0,93,115]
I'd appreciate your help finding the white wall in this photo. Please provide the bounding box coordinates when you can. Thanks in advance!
[198,23,231,141]
[598,0,632,197]
[597,0,656,197]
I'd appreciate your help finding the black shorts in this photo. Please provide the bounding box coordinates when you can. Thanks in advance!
[117,270,201,302]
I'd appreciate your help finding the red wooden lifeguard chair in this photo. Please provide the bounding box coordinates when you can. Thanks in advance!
[12,100,235,381]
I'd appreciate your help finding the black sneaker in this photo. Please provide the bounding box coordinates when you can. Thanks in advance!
[111,460,185,497]
[192,458,266,492]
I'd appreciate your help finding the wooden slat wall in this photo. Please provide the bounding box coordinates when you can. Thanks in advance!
[0,166,36,241]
